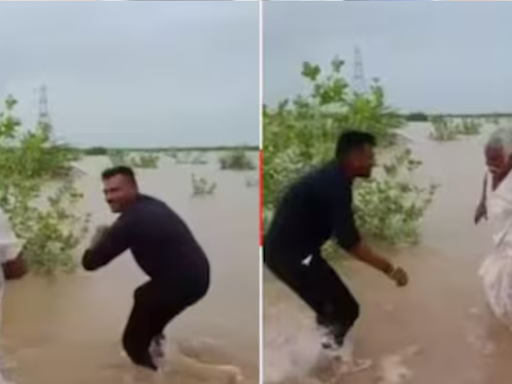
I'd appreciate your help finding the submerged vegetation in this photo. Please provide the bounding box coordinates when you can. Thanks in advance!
[108,150,159,169]
[0,96,89,275]
[219,149,256,171]
[429,116,482,141]
[245,176,259,189]
[264,57,436,250]
[191,174,216,197]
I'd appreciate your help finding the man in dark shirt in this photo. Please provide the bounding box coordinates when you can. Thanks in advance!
[264,130,408,352]
[82,166,210,371]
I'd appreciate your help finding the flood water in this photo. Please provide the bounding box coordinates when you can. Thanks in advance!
[1,152,259,384]
[263,122,512,384]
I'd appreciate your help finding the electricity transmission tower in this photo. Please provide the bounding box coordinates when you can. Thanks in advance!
[37,84,52,130]
[352,46,368,95]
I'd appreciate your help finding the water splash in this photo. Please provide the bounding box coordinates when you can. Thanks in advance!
[264,306,372,384]
[264,315,324,383]
[376,345,421,384]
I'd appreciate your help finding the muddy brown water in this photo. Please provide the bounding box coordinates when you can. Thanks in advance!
[263,122,512,384]
[1,153,259,384]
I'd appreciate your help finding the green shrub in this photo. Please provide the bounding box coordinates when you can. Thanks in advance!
[219,150,255,171]
[0,96,89,275]
[429,116,458,141]
[108,150,127,166]
[459,119,481,135]
[264,57,436,251]
[354,147,437,244]
[130,153,159,169]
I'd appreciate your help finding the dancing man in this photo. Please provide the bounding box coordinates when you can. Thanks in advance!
[82,166,210,371]
[264,130,408,355]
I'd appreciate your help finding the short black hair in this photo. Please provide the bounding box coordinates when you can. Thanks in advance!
[335,130,376,160]
[102,165,137,185]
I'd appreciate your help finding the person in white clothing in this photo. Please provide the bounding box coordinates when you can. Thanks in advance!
[477,127,512,326]
[0,209,27,384]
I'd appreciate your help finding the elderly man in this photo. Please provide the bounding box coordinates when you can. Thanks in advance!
[478,127,512,326]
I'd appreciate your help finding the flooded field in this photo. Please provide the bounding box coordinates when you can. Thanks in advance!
[263,122,512,384]
[1,151,259,384]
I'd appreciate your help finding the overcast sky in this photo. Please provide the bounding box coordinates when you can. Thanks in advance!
[263,2,512,114]
[0,2,258,148]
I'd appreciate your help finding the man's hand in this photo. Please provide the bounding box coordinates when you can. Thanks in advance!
[349,242,409,287]
[387,266,408,287]
[89,225,110,249]
[474,201,487,225]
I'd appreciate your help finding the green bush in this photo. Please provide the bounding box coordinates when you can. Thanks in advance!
[0,96,89,275]
[130,153,159,169]
[429,116,458,141]
[108,150,128,166]
[459,119,481,135]
[264,57,436,251]
[219,150,255,171]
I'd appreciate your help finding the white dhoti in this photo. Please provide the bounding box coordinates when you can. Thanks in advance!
[480,170,512,327]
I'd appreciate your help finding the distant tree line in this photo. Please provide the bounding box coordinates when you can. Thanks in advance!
[79,145,258,155]
[402,111,512,122]
[403,112,429,122]
[83,146,108,155]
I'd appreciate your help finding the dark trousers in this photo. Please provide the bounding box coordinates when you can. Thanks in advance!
[122,279,207,370]
[265,251,360,348]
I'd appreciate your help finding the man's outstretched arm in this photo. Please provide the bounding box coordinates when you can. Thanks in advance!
[82,217,131,271]
[348,242,407,285]
[333,195,408,286]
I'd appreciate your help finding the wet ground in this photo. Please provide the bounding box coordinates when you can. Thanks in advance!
[1,152,259,384]
[263,122,512,384]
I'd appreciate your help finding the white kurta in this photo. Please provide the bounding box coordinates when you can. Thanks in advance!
[480,170,512,326]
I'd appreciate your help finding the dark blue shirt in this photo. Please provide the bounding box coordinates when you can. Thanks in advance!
[82,194,210,284]
[265,162,361,260]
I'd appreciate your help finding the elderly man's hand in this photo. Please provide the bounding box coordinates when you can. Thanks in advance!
[474,201,487,225]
